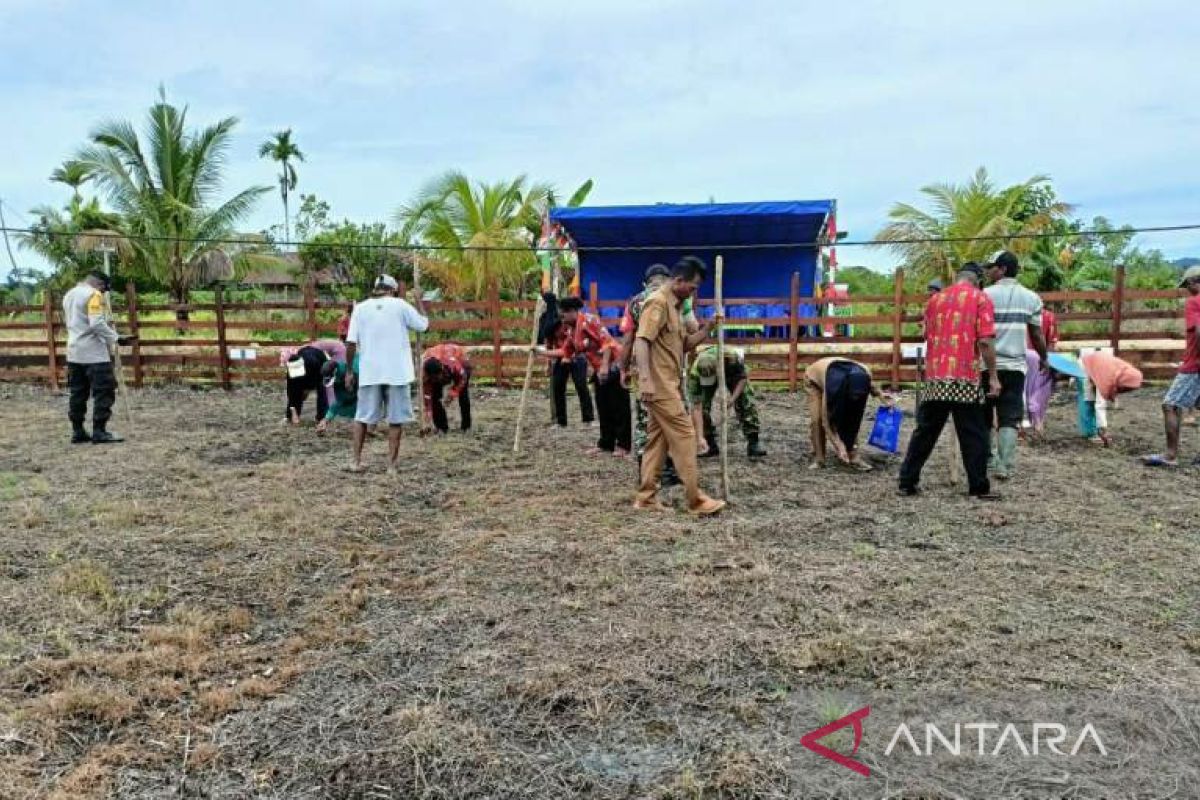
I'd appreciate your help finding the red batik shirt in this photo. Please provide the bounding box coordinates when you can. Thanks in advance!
[924,282,996,385]
[1029,308,1059,349]
[421,343,471,410]
[561,312,621,372]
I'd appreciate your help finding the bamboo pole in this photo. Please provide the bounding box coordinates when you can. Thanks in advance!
[412,260,425,430]
[715,256,730,501]
[1110,264,1125,356]
[42,290,59,392]
[513,295,547,453]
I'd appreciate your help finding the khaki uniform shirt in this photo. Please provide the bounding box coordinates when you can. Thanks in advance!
[635,283,686,400]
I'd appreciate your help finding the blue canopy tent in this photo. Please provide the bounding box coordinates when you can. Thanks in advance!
[548,200,836,303]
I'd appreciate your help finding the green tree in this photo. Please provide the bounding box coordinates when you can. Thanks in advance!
[49,160,93,202]
[396,171,590,299]
[258,129,305,244]
[17,197,130,290]
[75,88,270,316]
[874,167,1072,284]
[299,219,408,294]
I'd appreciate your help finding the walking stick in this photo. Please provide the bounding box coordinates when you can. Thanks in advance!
[715,255,730,501]
[513,295,547,453]
[101,280,134,430]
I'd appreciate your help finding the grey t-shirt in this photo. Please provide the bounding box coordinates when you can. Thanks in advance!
[62,282,118,364]
[984,279,1043,373]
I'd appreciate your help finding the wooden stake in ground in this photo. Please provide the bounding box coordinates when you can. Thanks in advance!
[714,255,730,501]
[412,261,425,433]
[100,257,134,430]
[513,294,547,453]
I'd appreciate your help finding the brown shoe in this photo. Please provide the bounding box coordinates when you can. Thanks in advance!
[688,496,727,516]
[633,498,671,512]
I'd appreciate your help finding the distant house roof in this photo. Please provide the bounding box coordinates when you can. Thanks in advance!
[240,254,343,286]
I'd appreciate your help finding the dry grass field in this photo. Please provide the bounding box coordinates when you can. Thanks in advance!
[1,382,1198,798]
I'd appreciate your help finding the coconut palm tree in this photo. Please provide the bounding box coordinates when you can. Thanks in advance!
[874,168,1072,285]
[75,88,270,317]
[258,129,305,245]
[49,160,93,202]
[396,171,552,299]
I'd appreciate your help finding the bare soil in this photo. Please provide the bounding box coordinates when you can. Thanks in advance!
[1,383,1197,799]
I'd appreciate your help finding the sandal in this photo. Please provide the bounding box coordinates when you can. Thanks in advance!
[1141,454,1178,468]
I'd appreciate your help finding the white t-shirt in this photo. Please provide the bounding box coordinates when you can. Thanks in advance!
[346,296,429,386]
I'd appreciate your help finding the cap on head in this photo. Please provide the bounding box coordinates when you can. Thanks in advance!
[374,274,399,292]
[958,262,985,281]
[927,279,943,292]
[643,263,670,283]
[1179,265,1200,288]
[986,250,1020,277]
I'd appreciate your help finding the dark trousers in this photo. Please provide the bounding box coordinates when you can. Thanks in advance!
[898,399,991,495]
[551,356,595,426]
[67,361,116,430]
[593,368,632,451]
[988,370,1026,428]
[285,347,329,422]
[431,369,472,432]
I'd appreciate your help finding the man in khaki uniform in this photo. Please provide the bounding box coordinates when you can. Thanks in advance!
[632,257,725,515]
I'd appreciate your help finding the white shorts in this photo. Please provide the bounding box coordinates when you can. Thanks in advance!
[355,384,415,425]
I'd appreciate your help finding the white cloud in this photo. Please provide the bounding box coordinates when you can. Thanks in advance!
[3,0,1199,277]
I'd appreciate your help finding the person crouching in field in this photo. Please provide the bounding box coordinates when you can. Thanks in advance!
[805,356,890,470]
[633,257,724,516]
[421,343,473,434]
[316,354,358,434]
[544,297,631,455]
[282,339,345,425]
[689,345,767,460]
[344,274,429,473]
[1078,350,1142,446]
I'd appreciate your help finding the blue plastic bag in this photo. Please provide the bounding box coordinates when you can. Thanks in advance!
[867,406,903,453]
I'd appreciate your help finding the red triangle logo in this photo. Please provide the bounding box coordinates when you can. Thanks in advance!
[800,705,870,777]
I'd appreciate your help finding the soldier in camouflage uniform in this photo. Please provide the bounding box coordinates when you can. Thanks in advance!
[620,264,699,481]
[687,345,767,459]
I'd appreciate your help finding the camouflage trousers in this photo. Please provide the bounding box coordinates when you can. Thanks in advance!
[697,382,761,443]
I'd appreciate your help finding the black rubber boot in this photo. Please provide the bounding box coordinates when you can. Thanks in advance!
[71,427,91,444]
[746,434,767,459]
[92,429,124,444]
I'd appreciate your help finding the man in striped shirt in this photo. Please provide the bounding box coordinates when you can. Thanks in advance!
[983,251,1048,479]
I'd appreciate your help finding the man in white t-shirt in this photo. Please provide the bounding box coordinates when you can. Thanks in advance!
[345,274,429,471]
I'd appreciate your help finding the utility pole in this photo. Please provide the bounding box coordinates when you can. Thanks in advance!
[0,198,20,275]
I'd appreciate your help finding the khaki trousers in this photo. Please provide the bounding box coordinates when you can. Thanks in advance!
[637,395,703,508]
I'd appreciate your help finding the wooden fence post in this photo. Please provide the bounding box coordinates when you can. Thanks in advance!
[304,279,318,340]
[490,275,503,387]
[588,281,599,315]
[890,268,905,390]
[42,290,59,392]
[125,282,144,388]
[1110,264,1125,356]
[214,283,232,390]
[788,271,800,392]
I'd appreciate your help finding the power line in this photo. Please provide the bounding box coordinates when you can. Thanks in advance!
[1,222,1198,254]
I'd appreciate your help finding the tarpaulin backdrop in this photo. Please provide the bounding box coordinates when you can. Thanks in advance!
[549,200,835,302]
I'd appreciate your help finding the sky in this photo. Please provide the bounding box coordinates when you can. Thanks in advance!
[2,0,1198,279]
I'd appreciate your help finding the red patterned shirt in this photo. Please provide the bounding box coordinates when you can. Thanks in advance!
[924,282,996,384]
[1029,308,1059,349]
[561,312,621,372]
[421,343,471,410]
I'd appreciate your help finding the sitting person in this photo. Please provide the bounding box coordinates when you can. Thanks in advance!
[422,343,472,433]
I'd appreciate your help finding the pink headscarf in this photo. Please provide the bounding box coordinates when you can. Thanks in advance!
[1082,351,1143,401]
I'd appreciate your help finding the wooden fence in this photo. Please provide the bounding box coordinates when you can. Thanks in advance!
[1,268,1192,391]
